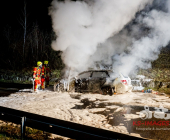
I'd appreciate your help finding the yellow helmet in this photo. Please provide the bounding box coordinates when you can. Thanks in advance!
[44,60,48,65]
[37,61,42,67]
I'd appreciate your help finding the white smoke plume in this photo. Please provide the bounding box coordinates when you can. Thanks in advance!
[49,0,153,77]
[108,0,170,78]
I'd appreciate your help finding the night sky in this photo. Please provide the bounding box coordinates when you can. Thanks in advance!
[1,0,52,32]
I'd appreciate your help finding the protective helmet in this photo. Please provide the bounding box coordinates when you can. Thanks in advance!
[37,61,42,67]
[44,60,48,65]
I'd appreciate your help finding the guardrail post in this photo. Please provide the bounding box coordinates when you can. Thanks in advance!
[21,116,26,140]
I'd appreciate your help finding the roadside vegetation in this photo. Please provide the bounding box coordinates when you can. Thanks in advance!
[138,68,170,82]
[0,69,61,85]
[134,47,170,95]
[138,68,170,94]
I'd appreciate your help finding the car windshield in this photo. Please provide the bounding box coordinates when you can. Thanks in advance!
[92,72,109,78]
[107,71,113,76]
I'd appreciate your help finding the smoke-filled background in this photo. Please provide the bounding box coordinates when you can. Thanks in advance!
[49,0,170,78]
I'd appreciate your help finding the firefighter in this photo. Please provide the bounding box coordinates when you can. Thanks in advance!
[33,61,42,92]
[44,60,51,87]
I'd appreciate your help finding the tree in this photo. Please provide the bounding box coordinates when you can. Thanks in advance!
[18,0,28,57]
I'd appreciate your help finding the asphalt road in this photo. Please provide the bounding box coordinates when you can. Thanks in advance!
[0,82,32,97]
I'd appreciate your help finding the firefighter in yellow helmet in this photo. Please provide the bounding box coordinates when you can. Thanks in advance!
[43,60,51,87]
[33,61,42,92]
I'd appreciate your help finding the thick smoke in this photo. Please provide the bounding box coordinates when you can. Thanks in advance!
[49,0,153,77]
[49,0,170,79]
[107,0,170,78]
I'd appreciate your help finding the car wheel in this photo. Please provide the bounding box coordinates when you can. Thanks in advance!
[75,84,81,92]
[101,86,113,96]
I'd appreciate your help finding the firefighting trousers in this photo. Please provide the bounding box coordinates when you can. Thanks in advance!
[34,80,41,91]
[41,78,45,90]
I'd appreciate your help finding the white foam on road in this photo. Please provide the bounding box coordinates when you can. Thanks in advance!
[0,90,169,136]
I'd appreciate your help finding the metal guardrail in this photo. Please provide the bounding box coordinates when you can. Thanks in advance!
[0,106,146,140]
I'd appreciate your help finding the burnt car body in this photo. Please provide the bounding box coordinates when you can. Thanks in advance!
[54,70,132,95]
[74,70,114,95]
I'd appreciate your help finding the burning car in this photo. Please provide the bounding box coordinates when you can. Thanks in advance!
[54,70,133,95]
[113,73,133,93]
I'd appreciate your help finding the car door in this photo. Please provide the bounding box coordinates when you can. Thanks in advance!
[88,71,108,92]
[75,71,92,92]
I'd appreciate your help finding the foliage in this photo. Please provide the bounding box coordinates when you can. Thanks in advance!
[52,70,61,79]
[138,68,170,82]
[152,47,170,69]
[0,68,62,85]
[158,88,170,95]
